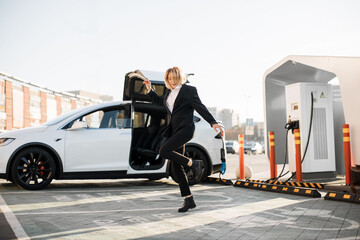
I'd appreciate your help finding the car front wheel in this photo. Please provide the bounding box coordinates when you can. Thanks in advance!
[11,147,56,190]
[170,146,209,185]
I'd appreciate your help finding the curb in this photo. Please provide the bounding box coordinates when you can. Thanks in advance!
[324,191,360,204]
[234,180,321,198]
[204,177,233,185]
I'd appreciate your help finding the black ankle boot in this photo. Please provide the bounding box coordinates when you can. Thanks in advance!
[178,196,196,212]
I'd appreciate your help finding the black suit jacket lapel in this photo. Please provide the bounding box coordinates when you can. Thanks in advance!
[163,89,171,114]
[172,85,187,114]
[162,89,173,128]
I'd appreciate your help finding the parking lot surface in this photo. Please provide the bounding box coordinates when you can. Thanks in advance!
[0,154,359,240]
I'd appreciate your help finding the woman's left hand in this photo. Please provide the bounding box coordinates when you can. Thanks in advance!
[212,123,224,136]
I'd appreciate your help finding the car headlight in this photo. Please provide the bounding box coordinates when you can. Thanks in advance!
[0,138,15,146]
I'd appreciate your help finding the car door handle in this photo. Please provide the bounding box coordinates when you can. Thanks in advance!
[54,138,62,142]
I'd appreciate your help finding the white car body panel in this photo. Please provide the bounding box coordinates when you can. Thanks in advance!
[126,160,169,174]
[65,128,132,172]
[190,113,223,167]
[0,127,66,173]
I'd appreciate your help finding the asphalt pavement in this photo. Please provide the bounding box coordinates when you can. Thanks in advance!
[0,154,359,240]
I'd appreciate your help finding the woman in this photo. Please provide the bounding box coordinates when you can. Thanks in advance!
[143,67,224,213]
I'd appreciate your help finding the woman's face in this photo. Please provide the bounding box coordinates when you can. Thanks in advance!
[168,72,179,90]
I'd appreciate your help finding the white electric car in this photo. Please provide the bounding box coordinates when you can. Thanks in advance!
[0,70,226,190]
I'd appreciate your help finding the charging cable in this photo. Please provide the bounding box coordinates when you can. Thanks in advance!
[284,92,314,182]
[215,132,227,183]
[265,129,290,182]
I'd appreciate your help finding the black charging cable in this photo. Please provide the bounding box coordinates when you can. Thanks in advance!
[265,129,290,183]
[284,92,314,182]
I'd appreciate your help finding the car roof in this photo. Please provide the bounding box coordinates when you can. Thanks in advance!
[44,100,132,127]
[126,70,165,83]
[138,70,165,81]
[75,100,132,113]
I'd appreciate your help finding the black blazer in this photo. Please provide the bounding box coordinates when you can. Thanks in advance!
[148,84,217,137]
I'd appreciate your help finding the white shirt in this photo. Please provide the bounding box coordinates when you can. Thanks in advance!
[166,85,182,113]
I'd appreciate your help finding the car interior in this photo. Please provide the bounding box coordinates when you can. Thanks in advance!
[130,101,168,170]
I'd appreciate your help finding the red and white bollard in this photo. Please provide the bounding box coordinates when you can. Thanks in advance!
[268,132,277,179]
[294,129,302,182]
[343,124,352,185]
[238,134,245,180]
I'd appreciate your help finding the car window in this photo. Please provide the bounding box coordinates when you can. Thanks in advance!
[134,80,148,96]
[245,142,257,147]
[115,109,132,129]
[65,106,131,129]
[98,109,131,129]
[133,112,150,128]
[134,79,165,97]
[85,110,103,128]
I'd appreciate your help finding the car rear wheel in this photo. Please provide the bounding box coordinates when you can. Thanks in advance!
[171,146,209,185]
[11,147,56,190]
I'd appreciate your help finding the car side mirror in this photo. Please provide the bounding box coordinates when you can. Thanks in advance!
[69,120,88,130]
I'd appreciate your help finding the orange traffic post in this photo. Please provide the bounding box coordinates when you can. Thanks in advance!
[269,132,277,179]
[238,134,245,180]
[294,129,302,182]
[343,124,352,185]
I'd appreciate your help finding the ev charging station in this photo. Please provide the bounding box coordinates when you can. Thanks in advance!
[263,56,360,180]
[286,82,336,177]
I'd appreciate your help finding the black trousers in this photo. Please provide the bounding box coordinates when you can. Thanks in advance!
[159,129,193,197]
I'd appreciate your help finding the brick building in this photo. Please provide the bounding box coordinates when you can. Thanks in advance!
[0,72,109,131]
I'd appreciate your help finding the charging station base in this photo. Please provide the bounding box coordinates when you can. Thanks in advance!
[293,171,336,181]
[351,166,360,185]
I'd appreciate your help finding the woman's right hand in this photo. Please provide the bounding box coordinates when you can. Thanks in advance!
[143,79,151,92]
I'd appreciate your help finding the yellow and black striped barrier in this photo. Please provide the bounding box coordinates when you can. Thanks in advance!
[204,177,233,185]
[276,181,324,189]
[325,191,360,204]
[246,179,325,189]
[234,180,321,198]
[248,179,264,183]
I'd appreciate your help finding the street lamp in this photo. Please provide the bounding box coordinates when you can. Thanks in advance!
[244,94,251,143]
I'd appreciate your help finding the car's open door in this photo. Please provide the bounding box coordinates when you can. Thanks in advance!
[123,70,166,101]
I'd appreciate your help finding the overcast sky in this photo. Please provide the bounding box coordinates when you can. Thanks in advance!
[1,0,360,122]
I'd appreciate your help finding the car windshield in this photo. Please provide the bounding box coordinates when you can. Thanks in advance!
[226,142,234,146]
[42,107,88,126]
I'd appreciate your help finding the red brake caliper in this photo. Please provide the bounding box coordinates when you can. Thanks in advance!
[39,161,44,175]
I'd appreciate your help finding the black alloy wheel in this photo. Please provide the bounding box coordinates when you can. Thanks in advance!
[11,147,56,190]
[171,146,209,185]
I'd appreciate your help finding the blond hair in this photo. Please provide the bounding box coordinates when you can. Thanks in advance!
[164,67,186,89]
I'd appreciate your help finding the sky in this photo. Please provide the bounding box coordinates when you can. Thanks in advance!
[1,0,360,122]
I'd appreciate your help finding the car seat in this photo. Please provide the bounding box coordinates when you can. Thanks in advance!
[131,117,162,166]
[137,124,167,164]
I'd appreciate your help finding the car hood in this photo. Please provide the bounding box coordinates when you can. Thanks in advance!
[0,126,48,138]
